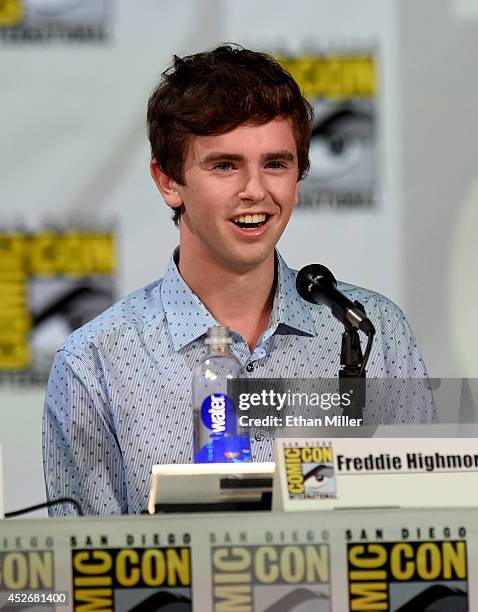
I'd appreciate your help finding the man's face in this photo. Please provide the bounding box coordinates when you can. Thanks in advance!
[169,118,300,273]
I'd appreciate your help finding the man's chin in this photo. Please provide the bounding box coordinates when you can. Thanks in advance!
[222,248,275,274]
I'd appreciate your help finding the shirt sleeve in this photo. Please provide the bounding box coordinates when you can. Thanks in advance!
[42,348,128,516]
[388,307,438,424]
[394,311,438,424]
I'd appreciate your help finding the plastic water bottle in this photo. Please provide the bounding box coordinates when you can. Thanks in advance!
[192,326,252,463]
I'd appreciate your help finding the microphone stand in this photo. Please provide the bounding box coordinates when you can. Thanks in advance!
[339,300,372,420]
[295,264,376,421]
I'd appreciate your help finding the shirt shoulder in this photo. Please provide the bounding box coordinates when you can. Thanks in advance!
[59,277,167,359]
[335,281,408,330]
[283,258,409,333]
[277,254,416,344]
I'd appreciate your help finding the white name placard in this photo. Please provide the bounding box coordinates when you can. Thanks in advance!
[273,437,478,511]
[148,462,275,513]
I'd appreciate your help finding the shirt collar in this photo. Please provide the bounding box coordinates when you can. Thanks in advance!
[270,250,317,338]
[161,248,316,352]
[160,248,219,352]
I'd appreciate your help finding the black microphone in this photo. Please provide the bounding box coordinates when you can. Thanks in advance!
[296,264,375,335]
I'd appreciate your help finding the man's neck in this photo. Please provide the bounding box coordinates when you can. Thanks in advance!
[177,244,276,353]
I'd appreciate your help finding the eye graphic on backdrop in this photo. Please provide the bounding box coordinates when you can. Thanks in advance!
[308,101,374,184]
[395,584,467,612]
[126,590,191,611]
[262,588,329,612]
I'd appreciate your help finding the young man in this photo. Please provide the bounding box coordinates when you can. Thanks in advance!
[43,45,436,516]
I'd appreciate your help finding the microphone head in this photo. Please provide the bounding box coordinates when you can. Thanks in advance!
[296,264,337,303]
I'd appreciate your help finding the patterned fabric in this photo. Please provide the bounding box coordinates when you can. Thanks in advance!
[42,250,436,516]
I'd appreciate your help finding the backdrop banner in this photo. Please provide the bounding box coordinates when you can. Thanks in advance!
[278,50,377,211]
[0,222,116,386]
[0,0,113,43]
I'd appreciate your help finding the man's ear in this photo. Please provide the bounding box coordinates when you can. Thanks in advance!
[150,159,183,209]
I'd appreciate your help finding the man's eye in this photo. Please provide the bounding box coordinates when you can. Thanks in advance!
[214,162,233,172]
[266,160,286,169]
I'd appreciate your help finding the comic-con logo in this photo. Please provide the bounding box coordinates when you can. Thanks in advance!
[0,0,111,42]
[284,446,336,499]
[0,227,115,383]
[277,53,376,210]
[0,550,54,590]
[0,0,22,26]
[72,547,191,611]
[212,544,330,611]
[348,540,468,611]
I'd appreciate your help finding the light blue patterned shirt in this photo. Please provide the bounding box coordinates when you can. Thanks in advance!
[42,250,436,516]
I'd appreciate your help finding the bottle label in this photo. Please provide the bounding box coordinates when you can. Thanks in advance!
[200,393,236,436]
[195,393,251,463]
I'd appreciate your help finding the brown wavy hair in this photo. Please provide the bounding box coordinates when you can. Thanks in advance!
[147,44,313,226]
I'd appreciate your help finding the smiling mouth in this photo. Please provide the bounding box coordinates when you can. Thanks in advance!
[231,213,269,229]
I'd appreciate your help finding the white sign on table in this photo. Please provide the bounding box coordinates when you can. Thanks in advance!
[273,437,478,511]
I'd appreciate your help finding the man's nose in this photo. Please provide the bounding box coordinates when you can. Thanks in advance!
[238,170,266,202]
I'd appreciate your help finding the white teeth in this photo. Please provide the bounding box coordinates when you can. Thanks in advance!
[233,213,267,224]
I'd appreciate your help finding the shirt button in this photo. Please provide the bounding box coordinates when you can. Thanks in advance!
[245,363,254,373]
